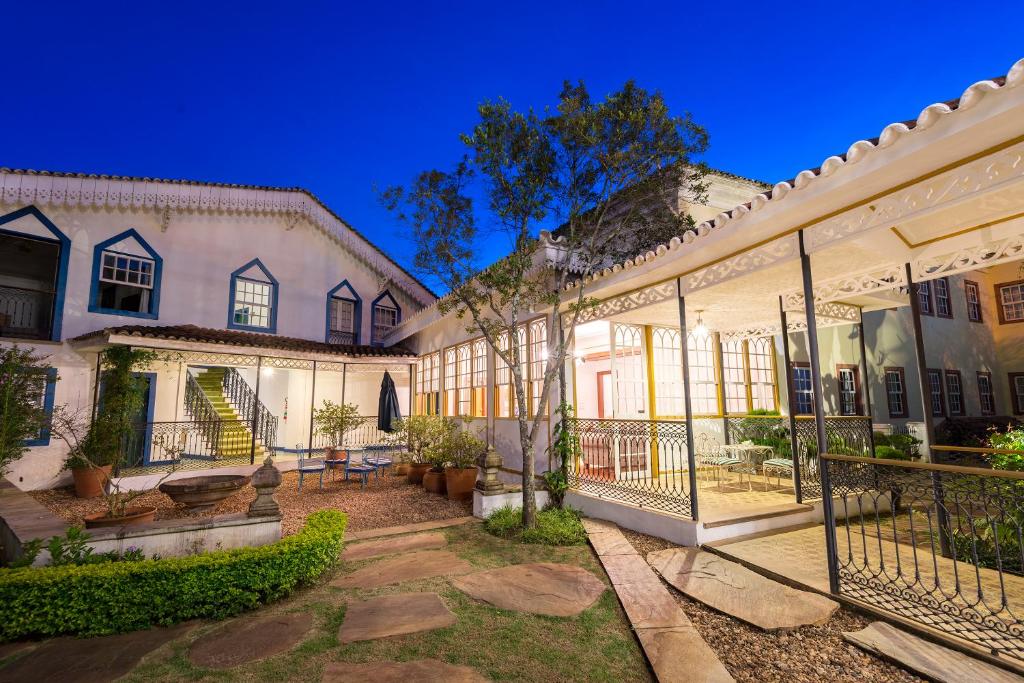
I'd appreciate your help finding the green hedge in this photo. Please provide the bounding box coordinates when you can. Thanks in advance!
[0,509,346,641]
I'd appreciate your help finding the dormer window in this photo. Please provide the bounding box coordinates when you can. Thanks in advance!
[227,258,278,333]
[371,291,401,345]
[89,228,162,319]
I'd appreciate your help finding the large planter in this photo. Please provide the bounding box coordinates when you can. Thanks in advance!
[444,466,477,501]
[393,462,410,476]
[407,462,430,485]
[71,465,112,499]
[83,505,157,529]
[159,474,251,511]
[422,469,447,495]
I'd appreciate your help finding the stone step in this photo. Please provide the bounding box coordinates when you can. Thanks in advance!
[844,622,1022,683]
[342,531,447,561]
[647,548,838,631]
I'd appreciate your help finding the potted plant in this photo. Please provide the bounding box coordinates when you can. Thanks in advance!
[422,442,449,495]
[312,400,367,459]
[0,346,50,478]
[443,426,485,501]
[397,415,443,484]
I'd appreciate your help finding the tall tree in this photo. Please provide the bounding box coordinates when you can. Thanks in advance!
[384,81,708,527]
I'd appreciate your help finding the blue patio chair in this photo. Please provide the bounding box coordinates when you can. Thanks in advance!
[296,443,326,491]
[363,443,393,478]
[342,448,376,489]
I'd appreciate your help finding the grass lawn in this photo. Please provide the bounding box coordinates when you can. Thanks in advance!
[122,521,651,682]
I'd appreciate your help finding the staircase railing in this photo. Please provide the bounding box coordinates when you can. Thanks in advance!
[222,367,278,455]
[184,373,230,458]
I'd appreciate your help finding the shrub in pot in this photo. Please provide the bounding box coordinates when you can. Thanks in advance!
[422,441,450,495]
[312,400,366,460]
[394,415,446,484]
[442,427,485,501]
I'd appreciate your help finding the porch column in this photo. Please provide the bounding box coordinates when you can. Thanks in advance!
[90,351,102,422]
[778,296,803,504]
[408,362,415,419]
[904,264,937,461]
[643,325,660,478]
[857,308,876,455]
[714,332,729,444]
[799,230,839,593]
[677,286,700,521]
[307,360,317,456]
[250,356,263,464]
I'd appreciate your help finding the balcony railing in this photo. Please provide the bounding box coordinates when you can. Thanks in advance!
[821,453,1024,662]
[565,417,693,518]
[117,419,258,474]
[0,284,54,340]
[327,330,356,345]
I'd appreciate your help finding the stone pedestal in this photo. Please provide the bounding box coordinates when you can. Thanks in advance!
[475,447,503,493]
[248,457,282,517]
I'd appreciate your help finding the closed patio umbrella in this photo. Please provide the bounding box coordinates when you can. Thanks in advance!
[377,371,402,432]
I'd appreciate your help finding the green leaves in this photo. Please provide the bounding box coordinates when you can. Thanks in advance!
[312,400,366,445]
[0,345,50,475]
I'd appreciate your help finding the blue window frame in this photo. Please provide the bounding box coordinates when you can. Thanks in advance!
[88,229,163,319]
[791,364,813,415]
[371,290,401,346]
[227,259,279,333]
[326,280,362,345]
[0,206,70,342]
[24,367,57,447]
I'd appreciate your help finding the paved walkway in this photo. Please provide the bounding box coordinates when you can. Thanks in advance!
[582,518,733,683]
[345,515,474,540]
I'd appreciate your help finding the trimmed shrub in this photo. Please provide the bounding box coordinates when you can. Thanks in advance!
[483,505,586,546]
[0,509,346,641]
[874,445,911,461]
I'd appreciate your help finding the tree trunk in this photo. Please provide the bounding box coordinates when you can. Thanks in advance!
[520,423,537,528]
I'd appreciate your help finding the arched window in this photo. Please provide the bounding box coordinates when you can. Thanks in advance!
[326,280,361,344]
[89,228,162,319]
[721,339,747,414]
[371,291,401,345]
[687,332,718,415]
[748,337,777,412]
[228,258,278,333]
[651,327,684,417]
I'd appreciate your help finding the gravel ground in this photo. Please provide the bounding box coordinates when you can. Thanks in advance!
[30,470,471,537]
[619,529,924,683]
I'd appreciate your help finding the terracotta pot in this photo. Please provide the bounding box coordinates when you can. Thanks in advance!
[393,462,410,476]
[71,465,112,499]
[422,469,447,495]
[445,466,477,501]
[83,505,157,529]
[407,462,430,484]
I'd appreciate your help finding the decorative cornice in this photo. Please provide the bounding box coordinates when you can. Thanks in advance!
[680,234,798,295]
[568,280,677,325]
[0,170,435,307]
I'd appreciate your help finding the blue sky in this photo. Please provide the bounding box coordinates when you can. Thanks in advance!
[2,1,1020,293]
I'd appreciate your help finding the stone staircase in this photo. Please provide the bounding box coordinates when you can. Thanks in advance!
[193,368,268,460]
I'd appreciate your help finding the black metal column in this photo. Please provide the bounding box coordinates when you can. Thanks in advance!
[799,230,839,594]
[857,308,876,456]
[677,284,700,521]
[250,356,263,465]
[778,296,803,504]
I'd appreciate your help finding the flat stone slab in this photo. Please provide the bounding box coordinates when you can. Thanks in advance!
[339,592,456,643]
[581,517,619,534]
[844,622,1022,683]
[636,626,734,683]
[452,562,605,617]
[615,580,691,630]
[347,516,474,541]
[189,612,312,668]
[600,553,663,587]
[0,623,192,683]
[331,550,473,588]
[588,530,635,556]
[342,532,447,561]
[648,548,838,631]
[323,659,489,682]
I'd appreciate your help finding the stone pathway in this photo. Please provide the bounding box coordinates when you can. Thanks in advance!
[0,623,192,683]
[844,622,1022,683]
[648,547,838,631]
[323,659,489,682]
[342,531,447,561]
[331,549,474,588]
[188,612,313,669]
[338,592,456,643]
[582,518,733,683]
[452,563,605,617]
[345,516,474,541]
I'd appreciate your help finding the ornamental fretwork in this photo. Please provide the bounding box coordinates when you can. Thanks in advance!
[570,280,677,325]
[680,234,798,295]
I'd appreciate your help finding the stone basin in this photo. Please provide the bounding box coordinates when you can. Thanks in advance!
[159,474,250,511]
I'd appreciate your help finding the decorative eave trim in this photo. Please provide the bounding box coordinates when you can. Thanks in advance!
[0,171,436,307]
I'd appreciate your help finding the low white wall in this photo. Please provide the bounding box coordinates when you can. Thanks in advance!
[565,491,700,546]
[473,489,550,518]
[87,513,282,559]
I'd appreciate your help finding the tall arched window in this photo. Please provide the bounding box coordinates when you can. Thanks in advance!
[651,327,684,417]
[748,337,777,412]
[721,339,747,414]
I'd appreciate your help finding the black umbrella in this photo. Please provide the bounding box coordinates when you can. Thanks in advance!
[377,371,402,432]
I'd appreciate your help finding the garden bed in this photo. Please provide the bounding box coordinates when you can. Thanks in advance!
[30,471,471,537]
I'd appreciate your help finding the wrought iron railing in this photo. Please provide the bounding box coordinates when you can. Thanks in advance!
[183,372,234,457]
[327,330,356,345]
[117,419,259,473]
[564,417,693,518]
[0,284,54,340]
[309,416,391,452]
[222,367,277,454]
[821,453,1024,662]
[724,415,873,500]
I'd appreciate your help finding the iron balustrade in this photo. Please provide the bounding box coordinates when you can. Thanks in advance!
[0,284,54,340]
[564,417,693,519]
[309,416,391,453]
[821,453,1024,662]
[117,419,257,474]
[222,367,278,456]
[327,330,356,345]
[725,415,874,500]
